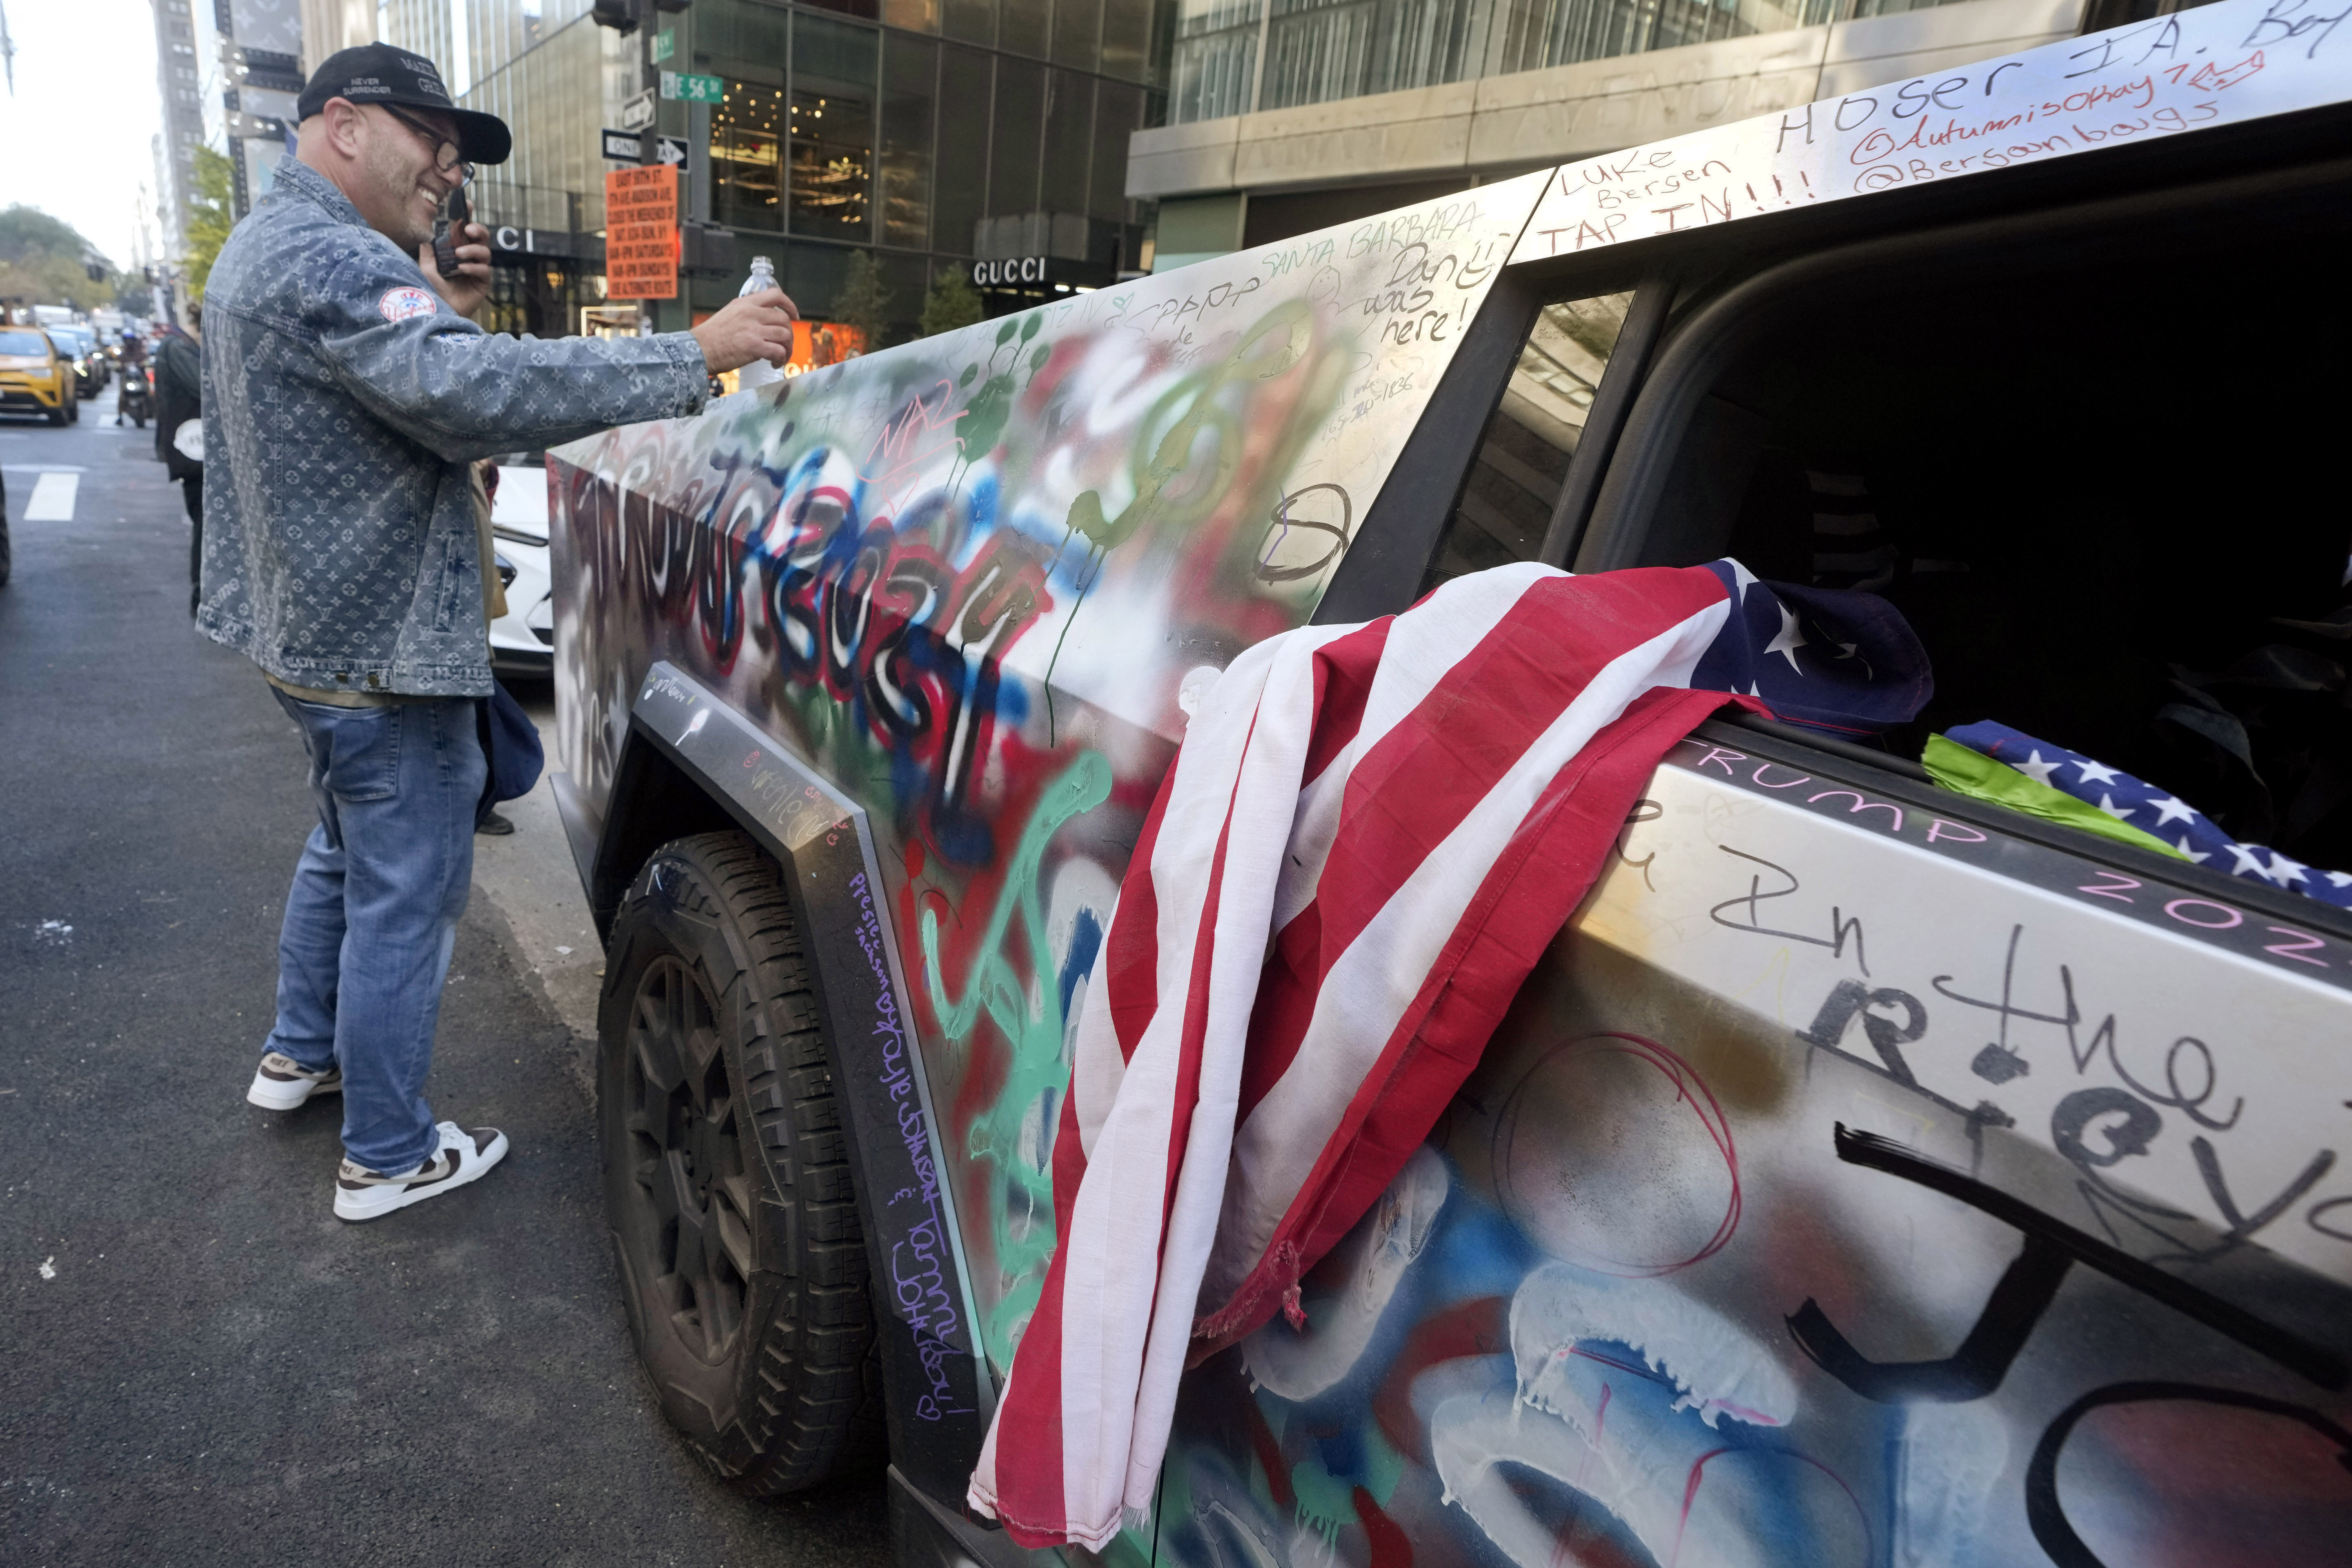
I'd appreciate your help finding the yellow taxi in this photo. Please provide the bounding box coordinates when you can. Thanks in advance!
[0,325,79,426]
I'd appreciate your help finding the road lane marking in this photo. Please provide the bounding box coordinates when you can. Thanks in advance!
[24,472,79,521]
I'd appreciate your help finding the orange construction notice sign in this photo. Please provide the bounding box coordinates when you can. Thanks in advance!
[604,165,678,301]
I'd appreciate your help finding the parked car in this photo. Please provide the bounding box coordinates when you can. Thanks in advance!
[487,454,554,680]
[543,5,2352,1564]
[51,325,106,399]
[0,328,79,425]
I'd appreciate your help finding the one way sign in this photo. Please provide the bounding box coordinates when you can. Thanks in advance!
[601,130,691,171]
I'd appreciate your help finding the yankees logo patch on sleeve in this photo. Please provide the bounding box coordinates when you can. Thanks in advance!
[378,286,439,323]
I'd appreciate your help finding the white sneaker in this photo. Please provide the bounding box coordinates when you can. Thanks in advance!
[247,1051,343,1110]
[333,1121,510,1223]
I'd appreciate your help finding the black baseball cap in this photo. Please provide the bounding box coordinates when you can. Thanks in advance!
[297,43,512,165]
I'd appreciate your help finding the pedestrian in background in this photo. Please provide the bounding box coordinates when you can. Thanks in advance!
[196,42,802,1222]
[154,308,202,616]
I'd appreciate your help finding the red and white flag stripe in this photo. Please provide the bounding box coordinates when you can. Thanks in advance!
[967,562,1757,1547]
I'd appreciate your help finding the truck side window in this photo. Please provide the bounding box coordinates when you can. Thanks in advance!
[1419,292,1633,595]
[1615,206,2352,875]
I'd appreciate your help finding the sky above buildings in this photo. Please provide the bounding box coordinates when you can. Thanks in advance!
[0,0,165,266]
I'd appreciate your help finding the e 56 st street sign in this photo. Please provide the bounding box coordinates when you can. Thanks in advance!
[660,71,724,104]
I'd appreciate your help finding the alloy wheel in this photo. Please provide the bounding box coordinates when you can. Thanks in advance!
[622,955,758,1364]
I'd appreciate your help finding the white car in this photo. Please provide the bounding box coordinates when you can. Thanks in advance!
[488,461,552,680]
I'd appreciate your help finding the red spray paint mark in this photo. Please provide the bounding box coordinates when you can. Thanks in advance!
[1372,1294,1507,1465]
[1577,1383,1613,1491]
[1243,1392,1295,1513]
[1670,1448,1870,1568]
[1352,1486,1412,1568]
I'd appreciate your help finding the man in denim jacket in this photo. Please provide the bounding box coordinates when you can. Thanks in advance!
[199,44,798,1222]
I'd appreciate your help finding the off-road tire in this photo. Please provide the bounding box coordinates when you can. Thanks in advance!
[599,830,887,1494]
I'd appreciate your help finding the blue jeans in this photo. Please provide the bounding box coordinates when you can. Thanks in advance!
[265,690,486,1174]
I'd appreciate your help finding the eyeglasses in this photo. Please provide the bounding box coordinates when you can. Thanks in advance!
[378,103,473,184]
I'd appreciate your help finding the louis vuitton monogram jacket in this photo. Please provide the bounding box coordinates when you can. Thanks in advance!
[196,158,708,697]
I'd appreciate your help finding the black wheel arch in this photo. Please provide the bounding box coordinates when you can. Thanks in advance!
[581,734,737,944]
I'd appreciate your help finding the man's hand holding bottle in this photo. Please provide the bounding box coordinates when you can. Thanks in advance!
[691,287,800,374]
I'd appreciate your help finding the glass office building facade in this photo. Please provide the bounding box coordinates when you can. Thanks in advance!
[387,0,1165,338]
[1167,0,1960,125]
[689,0,1162,326]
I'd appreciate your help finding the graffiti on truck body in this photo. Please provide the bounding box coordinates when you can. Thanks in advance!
[548,175,1552,1422]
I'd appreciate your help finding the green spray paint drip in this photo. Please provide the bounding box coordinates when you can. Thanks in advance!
[1290,1456,1355,1550]
[919,749,1114,1368]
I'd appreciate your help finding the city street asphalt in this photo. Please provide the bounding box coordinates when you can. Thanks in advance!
[0,384,894,1566]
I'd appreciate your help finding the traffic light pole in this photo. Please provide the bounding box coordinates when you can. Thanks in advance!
[638,10,657,169]
[639,2,659,334]
[599,0,715,326]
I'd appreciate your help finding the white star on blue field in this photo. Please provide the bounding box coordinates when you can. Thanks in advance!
[1947,721,2352,907]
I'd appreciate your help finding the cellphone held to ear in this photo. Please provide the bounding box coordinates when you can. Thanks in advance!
[432,187,470,278]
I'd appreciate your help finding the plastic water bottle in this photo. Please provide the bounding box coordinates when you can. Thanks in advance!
[737,256,786,390]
